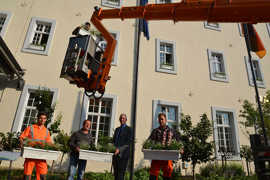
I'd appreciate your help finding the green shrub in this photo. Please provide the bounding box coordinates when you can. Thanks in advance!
[199,163,246,178]
[143,139,182,150]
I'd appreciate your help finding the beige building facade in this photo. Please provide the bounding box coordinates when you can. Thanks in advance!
[0,0,270,174]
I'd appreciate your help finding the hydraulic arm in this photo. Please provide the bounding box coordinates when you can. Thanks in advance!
[61,0,270,98]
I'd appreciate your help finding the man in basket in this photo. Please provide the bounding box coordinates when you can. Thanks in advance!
[148,112,182,180]
[20,112,52,180]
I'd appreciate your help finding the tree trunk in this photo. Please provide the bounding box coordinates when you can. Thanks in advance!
[192,164,196,180]
[59,153,65,170]
[7,160,12,180]
[246,160,250,176]
[50,160,55,173]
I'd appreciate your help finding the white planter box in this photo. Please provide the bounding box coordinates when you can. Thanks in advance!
[79,150,113,163]
[0,151,20,161]
[142,149,180,160]
[22,147,61,161]
[29,44,45,51]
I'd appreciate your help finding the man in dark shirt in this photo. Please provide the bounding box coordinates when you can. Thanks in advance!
[67,119,94,180]
[112,114,132,180]
[148,113,181,180]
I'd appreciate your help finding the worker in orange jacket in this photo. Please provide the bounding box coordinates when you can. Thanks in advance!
[20,112,52,180]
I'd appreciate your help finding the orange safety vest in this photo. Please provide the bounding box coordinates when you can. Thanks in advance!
[20,124,52,144]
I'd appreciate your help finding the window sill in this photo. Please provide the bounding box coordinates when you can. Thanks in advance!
[29,44,46,51]
[160,64,174,70]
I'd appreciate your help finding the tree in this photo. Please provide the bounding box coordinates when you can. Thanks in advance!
[240,145,253,176]
[180,113,213,180]
[53,130,70,170]
[239,90,270,137]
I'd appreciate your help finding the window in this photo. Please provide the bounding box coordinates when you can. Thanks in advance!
[204,22,221,31]
[267,23,270,38]
[156,39,177,74]
[81,94,117,145]
[101,0,122,8]
[0,11,12,37]
[12,85,59,132]
[207,49,229,82]
[22,17,56,55]
[152,100,181,129]
[97,31,120,65]
[211,107,240,160]
[244,56,265,88]
[156,0,172,4]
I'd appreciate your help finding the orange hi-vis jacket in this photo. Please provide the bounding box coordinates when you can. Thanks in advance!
[20,124,52,144]
[20,124,52,179]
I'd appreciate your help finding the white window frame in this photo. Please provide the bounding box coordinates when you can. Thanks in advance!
[211,107,240,160]
[0,11,12,37]
[81,93,117,140]
[22,17,56,55]
[207,49,229,82]
[155,0,172,4]
[204,22,221,31]
[101,0,122,8]
[152,100,181,130]
[238,23,244,37]
[98,31,120,66]
[12,84,59,132]
[266,23,270,38]
[155,39,177,74]
[244,56,265,88]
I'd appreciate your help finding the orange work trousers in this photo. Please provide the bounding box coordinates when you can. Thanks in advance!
[150,160,173,178]
[24,158,48,180]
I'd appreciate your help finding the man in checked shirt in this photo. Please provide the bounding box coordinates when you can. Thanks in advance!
[148,112,182,180]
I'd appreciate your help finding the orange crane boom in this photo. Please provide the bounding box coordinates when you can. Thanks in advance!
[64,0,270,98]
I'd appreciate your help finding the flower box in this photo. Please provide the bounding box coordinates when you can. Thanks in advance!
[160,64,174,70]
[79,150,113,163]
[22,147,62,161]
[142,149,180,160]
[0,151,20,161]
[29,44,45,51]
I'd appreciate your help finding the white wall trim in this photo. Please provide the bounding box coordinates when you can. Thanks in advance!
[152,99,181,130]
[12,84,59,132]
[211,106,241,161]
[0,11,12,37]
[22,17,56,56]
[155,38,177,75]
[80,93,117,137]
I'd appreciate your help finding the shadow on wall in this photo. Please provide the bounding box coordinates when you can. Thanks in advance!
[71,90,83,133]
[0,75,24,91]
[0,75,24,103]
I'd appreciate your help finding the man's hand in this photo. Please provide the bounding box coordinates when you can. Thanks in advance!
[114,148,120,155]
[76,147,80,152]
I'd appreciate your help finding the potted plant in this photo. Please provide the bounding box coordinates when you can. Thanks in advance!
[79,136,115,163]
[160,63,174,70]
[29,43,46,51]
[0,132,21,161]
[142,139,182,160]
[22,138,62,161]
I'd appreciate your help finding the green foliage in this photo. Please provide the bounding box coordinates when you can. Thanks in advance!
[53,130,70,154]
[84,171,114,180]
[199,163,245,178]
[23,138,61,151]
[0,132,20,151]
[143,139,182,150]
[240,145,253,162]
[180,113,213,179]
[48,113,62,135]
[80,135,116,153]
[239,90,270,137]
